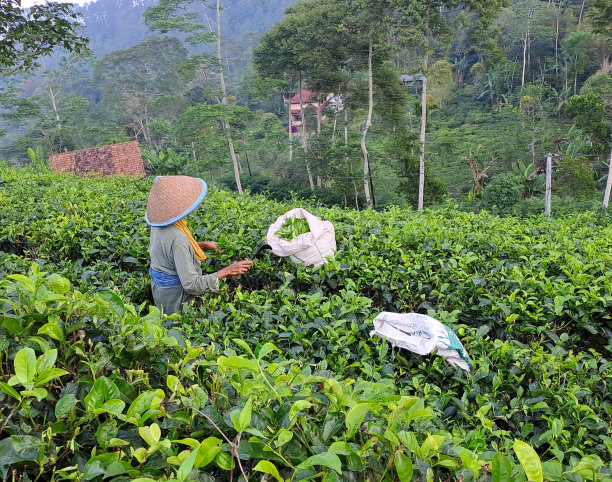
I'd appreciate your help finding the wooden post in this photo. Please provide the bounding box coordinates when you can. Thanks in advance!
[545,153,552,216]
[603,145,612,208]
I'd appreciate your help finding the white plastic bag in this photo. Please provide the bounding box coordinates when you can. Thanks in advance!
[266,208,336,267]
[370,312,471,372]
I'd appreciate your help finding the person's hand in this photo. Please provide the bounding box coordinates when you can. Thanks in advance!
[217,260,253,280]
[197,241,220,252]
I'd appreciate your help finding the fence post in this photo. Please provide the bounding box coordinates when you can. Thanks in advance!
[604,145,612,208]
[545,153,552,216]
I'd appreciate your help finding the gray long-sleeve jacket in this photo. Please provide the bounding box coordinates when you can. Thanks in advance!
[149,225,219,315]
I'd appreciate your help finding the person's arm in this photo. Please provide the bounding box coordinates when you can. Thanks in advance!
[173,242,220,295]
[197,241,220,252]
[216,260,253,280]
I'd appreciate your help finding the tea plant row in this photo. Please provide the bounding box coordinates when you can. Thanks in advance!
[0,166,610,480]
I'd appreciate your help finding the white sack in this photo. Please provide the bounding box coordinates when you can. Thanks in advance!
[370,312,471,372]
[267,208,336,267]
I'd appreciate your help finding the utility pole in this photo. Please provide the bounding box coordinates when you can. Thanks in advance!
[603,145,612,208]
[545,153,552,216]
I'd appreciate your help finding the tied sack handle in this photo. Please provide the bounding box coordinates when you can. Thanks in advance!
[267,208,331,256]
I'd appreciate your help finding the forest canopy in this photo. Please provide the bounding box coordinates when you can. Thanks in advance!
[0,0,611,213]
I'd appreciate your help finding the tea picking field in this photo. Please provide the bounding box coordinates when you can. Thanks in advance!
[0,166,611,481]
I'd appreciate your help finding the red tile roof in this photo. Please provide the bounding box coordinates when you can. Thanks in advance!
[49,141,146,177]
[290,90,317,104]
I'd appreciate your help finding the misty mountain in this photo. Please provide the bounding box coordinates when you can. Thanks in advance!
[76,0,298,58]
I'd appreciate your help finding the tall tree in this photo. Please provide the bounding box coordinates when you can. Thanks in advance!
[144,0,244,193]
[254,0,349,191]
[0,0,89,75]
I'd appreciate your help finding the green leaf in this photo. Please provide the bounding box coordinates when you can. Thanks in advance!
[257,342,279,360]
[195,437,222,468]
[126,389,165,419]
[232,338,255,356]
[254,460,284,482]
[236,397,253,433]
[103,461,133,478]
[97,291,125,319]
[82,460,105,480]
[177,446,198,482]
[298,452,342,474]
[2,315,22,335]
[274,428,293,448]
[9,274,35,292]
[0,382,22,401]
[218,355,259,372]
[167,375,184,395]
[289,400,312,420]
[101,399,126,416]
[394,450,413,482]
[215,451,234,470]
[514,440,543,482]
[55,394,77,419]
[34,367,68,387]
[35,349,58,373]
[139,423,162,446]
[345,403,371,438]
[37,323,64,341]
[492,453,513,482]
[14,347,36,385]
[21,388,47,401]
[47,274,70,294]
[84,376,120,412]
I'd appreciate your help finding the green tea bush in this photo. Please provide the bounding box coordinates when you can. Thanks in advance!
[1,166,611,480]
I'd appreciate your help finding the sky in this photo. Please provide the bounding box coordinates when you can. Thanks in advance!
[20,0,96,7]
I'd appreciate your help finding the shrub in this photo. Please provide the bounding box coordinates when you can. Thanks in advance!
[483,172,524,211]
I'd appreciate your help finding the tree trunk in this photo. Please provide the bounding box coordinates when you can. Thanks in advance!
[418,74,427,212]
[602,54,612,74]
[216,0,242,194]
[316,94,322,136]
[361,36,373,207]
[345,108,359,210]
[554,2,560,78]
[578,0,586,25]
[298,75,314,190]
[545,153,552,216]
[603,146,612,208]
[47,85,62,131]
[521,32,528,90]
[288,77,294,166]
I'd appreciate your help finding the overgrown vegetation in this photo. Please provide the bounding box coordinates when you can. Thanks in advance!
[1,167,611,480]
[1,0,610,210]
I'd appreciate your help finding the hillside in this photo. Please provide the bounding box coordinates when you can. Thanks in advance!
[76,0,298,58]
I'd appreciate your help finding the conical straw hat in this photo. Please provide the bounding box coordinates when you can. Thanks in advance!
[145,176,208,226]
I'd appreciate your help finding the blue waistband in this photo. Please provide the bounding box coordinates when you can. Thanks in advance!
[149,267,181,288]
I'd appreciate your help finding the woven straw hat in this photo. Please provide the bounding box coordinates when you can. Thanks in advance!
[145,176,208,226]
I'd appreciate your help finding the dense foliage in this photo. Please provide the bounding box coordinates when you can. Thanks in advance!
[1,0,610,211]
[1,166,611,480]
[0,0,89,75]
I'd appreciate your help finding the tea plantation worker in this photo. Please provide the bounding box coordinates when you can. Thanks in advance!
[145,175,252,315]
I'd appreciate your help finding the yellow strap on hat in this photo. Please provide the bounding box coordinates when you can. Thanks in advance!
[173,219,207,261]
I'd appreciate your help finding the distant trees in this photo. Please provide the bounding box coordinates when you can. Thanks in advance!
[93,36,191,144]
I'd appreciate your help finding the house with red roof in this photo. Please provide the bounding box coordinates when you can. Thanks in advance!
[285,90,337,127]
